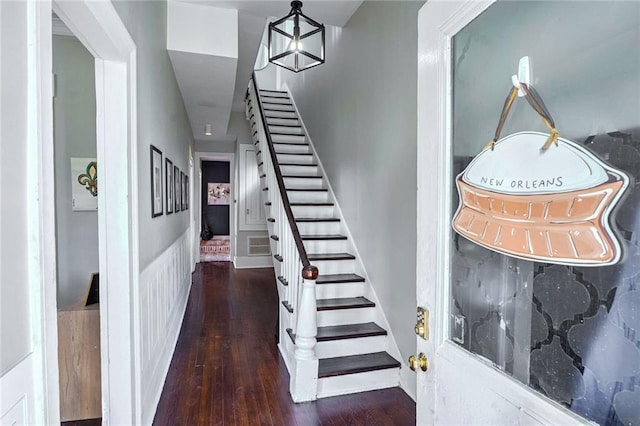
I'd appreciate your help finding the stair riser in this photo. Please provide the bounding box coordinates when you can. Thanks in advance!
[272,134,307,144]
[315,336,387,359]
[269,125,304,135]
[295,221,342,235]
[267,117,300,126]
[259,90,289,98]
[291,205,335,218]
[265,110,297,119]
[279,165,319,176]
[285,179,324,189]
[315,281,364,300]
[275,144,311,154]
[261,96,291,104]
[263,103,295,112]
[310,259,357,275]
[286,191,329,204]
[317,308,375,327]
[302,239,348,254]
[277,153,314,164]
[317,368,400,399]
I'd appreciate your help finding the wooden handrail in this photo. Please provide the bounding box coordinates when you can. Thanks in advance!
[251,72,318,280]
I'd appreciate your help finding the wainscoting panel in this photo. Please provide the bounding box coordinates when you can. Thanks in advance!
[138,229,193,425]
[0,353,35,425]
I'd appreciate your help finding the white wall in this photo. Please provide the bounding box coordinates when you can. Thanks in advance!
[275,1,424,377]
[0,0,31,376]
[53,35,99,308]
[112,1,194,271]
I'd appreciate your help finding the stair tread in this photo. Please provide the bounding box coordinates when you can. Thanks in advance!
[316,273,366,284]
[279,163,318,167]
[318,352,400,378]
[287,188,328,192]
[296,217,340,222]
[317,296,374,311]
[309,253,355,261]
[275,152,312,156]
[274,141,308,144]
[287,322,387,343]
[301,234,347,240]
[283,175,321,178]
[291,202,334,206]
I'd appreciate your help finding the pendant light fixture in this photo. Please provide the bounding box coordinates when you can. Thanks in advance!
[268,1,325,73]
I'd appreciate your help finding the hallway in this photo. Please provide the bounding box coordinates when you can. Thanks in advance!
[153,263,415,425]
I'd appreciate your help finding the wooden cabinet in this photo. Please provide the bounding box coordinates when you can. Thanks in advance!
[57,303,101,421]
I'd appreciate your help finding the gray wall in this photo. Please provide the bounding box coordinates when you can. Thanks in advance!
[276,1,424,369]
[53,35,99,308]
[113,1,194,271]
[0,0,31,374]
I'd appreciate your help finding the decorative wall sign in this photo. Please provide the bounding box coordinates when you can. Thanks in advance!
[150,145,163,218]
[71,157,98,211]
[166,158,174,215]
[452,131,629,266]
[207,183,230,205]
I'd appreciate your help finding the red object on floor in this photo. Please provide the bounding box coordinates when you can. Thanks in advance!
[200,237,230,262]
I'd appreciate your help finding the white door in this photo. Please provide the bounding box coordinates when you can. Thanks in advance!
[416,1,640,425]
[239,144,267,230]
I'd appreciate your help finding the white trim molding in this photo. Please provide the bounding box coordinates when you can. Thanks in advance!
[0,354,36,425]
[138,228,193,425]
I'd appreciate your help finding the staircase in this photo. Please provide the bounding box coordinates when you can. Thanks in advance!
[246,78,402,401]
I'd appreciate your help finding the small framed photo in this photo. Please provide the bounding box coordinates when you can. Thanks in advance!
[150,145,163,218]
[185,175,189,210]
[174,165,180,213]
[165,158,174,214]
[181,171,187,211]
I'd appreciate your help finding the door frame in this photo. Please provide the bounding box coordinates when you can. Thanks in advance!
[194,152,236,262]
[41,1,139,423]
[416,1,594,424]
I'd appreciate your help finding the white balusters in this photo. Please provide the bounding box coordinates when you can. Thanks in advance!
[247,79,318,402]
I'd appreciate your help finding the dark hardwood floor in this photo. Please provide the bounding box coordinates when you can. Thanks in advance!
[153,262,415,426]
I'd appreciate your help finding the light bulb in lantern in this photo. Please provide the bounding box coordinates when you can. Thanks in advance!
[289,39,303,52]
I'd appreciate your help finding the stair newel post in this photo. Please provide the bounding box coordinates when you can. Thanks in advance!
[291,264,319,402]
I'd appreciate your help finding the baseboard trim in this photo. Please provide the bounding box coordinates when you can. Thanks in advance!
[233,256,274,269]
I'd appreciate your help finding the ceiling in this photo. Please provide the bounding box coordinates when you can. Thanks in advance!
[171,0,363,141]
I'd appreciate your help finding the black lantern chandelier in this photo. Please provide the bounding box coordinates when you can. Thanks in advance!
[268,1,325,73]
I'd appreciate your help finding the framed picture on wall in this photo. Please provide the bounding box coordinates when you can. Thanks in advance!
[165,158,174,215]
[71,157,98,211]
[185,175,189,210]
[207,182,230,205]
[181,171,186,211]
[150,145,163,218]
[174,165,180,213]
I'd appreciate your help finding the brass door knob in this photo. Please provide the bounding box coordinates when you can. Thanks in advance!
[408,353,428,372]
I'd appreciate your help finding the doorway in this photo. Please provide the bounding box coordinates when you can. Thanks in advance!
[200,159,231,262]
[46,2,138,424]
[195,153,236,264]
[51,16,101,422]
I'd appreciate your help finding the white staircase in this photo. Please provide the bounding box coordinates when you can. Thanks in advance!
[246,81,403,401]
